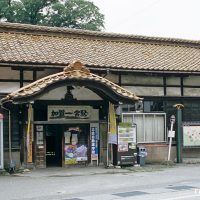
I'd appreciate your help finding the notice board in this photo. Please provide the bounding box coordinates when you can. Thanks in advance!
[183,125,200,147]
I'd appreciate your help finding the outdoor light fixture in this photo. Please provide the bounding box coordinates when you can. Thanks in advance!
[64,86,76,101]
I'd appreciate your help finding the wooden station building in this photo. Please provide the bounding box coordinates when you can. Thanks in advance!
[0,22,200,168]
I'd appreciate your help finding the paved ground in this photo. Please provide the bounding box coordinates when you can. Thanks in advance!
[1,164,200,200]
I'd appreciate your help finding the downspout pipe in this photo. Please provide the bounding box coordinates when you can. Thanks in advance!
[0,104,15,171]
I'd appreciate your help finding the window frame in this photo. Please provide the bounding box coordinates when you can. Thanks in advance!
[122,112,167,143]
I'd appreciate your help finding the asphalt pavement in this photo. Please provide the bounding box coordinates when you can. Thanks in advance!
[1,164,200,200]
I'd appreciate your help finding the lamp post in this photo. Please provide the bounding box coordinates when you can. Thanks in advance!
[173,104,184,163]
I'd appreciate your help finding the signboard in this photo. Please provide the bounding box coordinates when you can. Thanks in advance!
[0,116,3,169]
[48,106,91,120]
[91,127,98,161]
[183,125,200,147]
[168,130,175,138]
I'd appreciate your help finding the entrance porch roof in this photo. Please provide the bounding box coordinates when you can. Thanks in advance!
[1,61,142,105]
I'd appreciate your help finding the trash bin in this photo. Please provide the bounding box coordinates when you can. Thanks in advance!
[137,146,147,166]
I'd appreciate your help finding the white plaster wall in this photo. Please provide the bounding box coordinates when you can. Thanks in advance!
[104,74,119,83]
[0,82,20,93]
[37,69,61,79]
[184,76,200,86]
[166,87,181,96]
[184,88,200,96]
[0,67,19,79]
[121,75,163,85]
[124,86,164,96]
[166,77,180,85]
[23,71,33,80]
[38,86,102,100]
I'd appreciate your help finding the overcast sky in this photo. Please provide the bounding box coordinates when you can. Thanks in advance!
[92,0,200,40]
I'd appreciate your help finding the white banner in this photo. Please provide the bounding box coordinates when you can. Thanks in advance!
[27,104,33,163]
[108,102,117,144]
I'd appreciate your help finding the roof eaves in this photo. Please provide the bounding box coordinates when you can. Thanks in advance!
[1,22,200,49]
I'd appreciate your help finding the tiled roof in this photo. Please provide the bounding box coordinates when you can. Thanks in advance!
[1,61,142,104]
[1,22,200,72]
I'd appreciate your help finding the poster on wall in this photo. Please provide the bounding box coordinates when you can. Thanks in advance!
[76,145,88,161]
[65,145,77,164]
[36,125,44,145]
[64,131,71,143]
[183,125,200,147]
[36,131,44,145]
[65,145,88,164]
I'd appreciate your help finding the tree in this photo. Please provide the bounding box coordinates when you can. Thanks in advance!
[46,0,104,31]
[0,0,104,31]
[0,0,10,20]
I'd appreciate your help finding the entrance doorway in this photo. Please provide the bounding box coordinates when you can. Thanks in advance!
[46,125,62,167]
[63,124,90,165]
[45,124,90,167]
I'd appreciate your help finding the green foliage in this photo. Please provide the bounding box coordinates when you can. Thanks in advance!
[118,122,132,128]
[0,0,9,20]
[0,0,104,31]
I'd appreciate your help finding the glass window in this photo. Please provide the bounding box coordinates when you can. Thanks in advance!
[121,104,136,112]
[144,101,164,112]
[122,113,166,143]
[121,105,129,112]
[183,101,200,121]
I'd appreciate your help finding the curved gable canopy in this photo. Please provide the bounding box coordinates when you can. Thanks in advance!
[1,61,142,105]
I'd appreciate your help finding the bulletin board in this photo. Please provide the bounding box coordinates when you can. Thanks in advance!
[183,125,200,147]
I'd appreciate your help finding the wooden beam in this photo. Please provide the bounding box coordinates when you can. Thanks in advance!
[119,74,122,86]
[163,76,166,96]
[180,77,184,96]
[0,79,32,82]
[33,70,37,81]
[11,66,44,71]
[20,69,24,88]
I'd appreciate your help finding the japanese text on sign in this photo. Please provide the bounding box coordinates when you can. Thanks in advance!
[91,127,98,160]
[48,106,91,120]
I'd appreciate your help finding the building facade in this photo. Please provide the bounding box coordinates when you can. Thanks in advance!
[0,22,200,168]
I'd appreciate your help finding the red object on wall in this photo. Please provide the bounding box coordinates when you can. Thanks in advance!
[0,113,3,119]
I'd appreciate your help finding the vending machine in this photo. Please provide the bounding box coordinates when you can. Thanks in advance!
[113,123,137,166]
